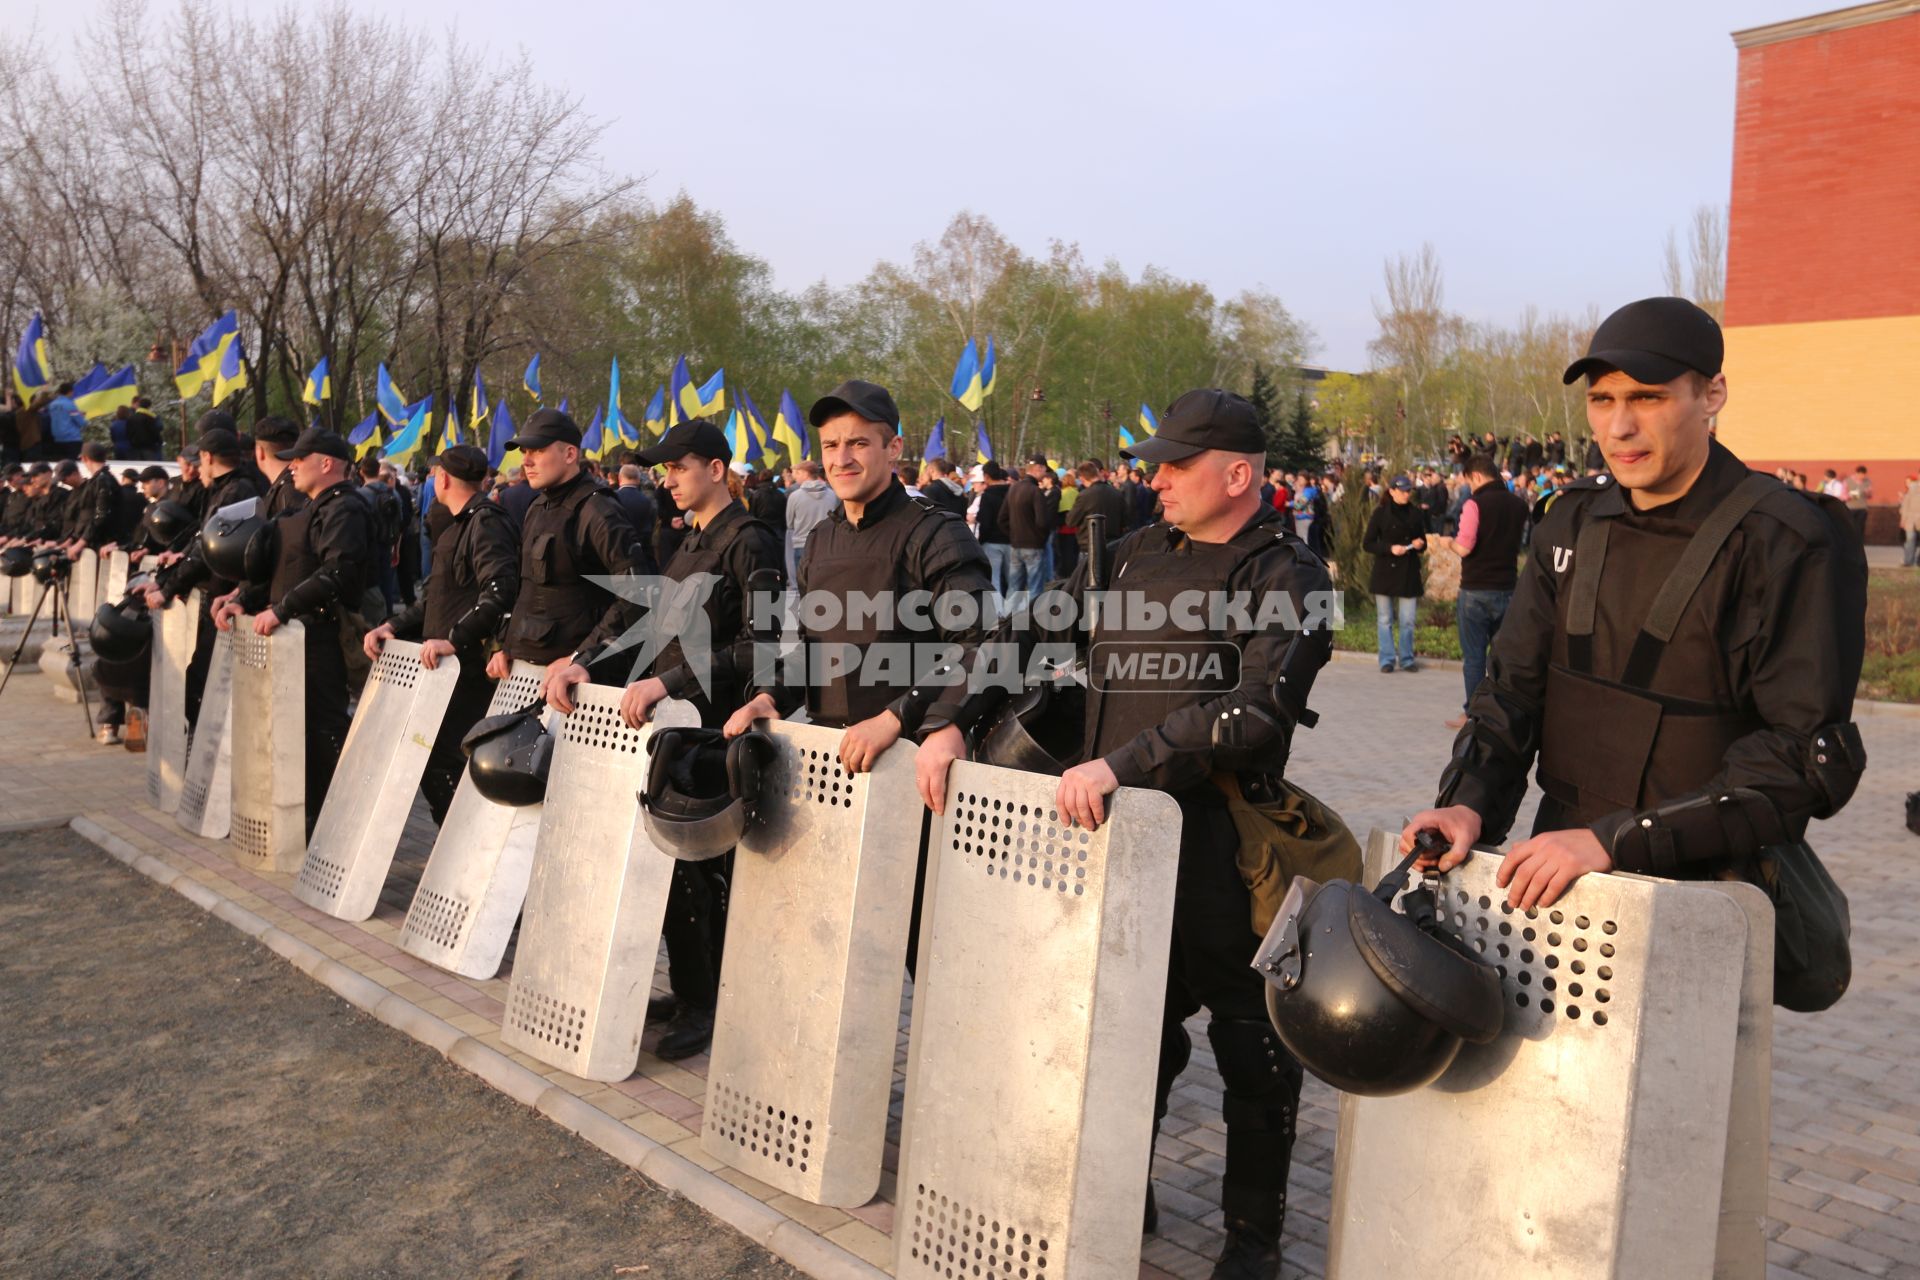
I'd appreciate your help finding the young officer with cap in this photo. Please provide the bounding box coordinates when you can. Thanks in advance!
[1402,297,1868,925]
[722,379,993,770]
[250,416,308,519]
[913,388,1336,1280]
[546,417,785,1060]
[146,418,265,729]
[213,427,376,835]
[364,443,520,825]
[492,408,645,693]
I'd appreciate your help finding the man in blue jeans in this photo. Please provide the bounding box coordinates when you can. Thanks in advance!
[1449,454,1528,727]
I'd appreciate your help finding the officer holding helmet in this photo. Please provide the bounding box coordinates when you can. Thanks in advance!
[913,388,1335,1280]
[1400,298,1867,1007]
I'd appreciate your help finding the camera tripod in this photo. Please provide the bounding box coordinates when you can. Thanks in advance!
[0,565,97,736]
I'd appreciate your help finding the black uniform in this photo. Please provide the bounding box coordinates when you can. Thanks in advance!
[159,465,265,728]
[65,465,124,549]
[500,469,644,667]
[1068,478,1130,552]
[386,494,520,824]
[1436,439,1868,877]
[261,465,308,520]
[596,499,784,1014]
[611,484,659,576]
[239,481,377,834]
[933,501,1335,1245]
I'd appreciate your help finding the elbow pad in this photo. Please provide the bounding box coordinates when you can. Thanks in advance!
[1608,787,1792,877]
[1806,722,1866,819]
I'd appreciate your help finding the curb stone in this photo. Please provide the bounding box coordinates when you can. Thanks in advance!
[65,813,890,1280]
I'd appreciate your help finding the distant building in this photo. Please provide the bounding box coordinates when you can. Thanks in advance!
[1718,1,1920,506]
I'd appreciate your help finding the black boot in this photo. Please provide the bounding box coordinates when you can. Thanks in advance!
[1211,1219,1281,1280]
[646,994,679,1024]
[655,1002,714,1060]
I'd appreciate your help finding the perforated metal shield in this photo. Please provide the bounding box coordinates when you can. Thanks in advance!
[1328,830,1761,1280]
[228,617,306,873]
[177,628,234,839]
[399,661,548,978]
[895,763,1179,1278]
[9,573,27,614]
[292,641,459,920]
[499,686,697,1081]
[700,724,923,1207]
[99,549,129,612]
[68,548,97,623]
[145,591,200,813]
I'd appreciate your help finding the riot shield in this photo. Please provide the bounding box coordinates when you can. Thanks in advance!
[145,590,199,813]
[499,686,696,1081]
[701,723,923,1207]
[1328,829,1769,1280]
[293,640,459,920]
[228,617,306,873]
[896,761,1180,1278]
[398,661,547,978]
[176,627,234,839]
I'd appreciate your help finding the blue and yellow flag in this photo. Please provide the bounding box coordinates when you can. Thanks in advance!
[724,407,764,467]
[470,372,489,435]
[347,411,382,460]
[668,356,694,424]
[12,311,52,401]
[924,417,946,460]
[72,362,139,419]
[980,336,997,401]
[302,357,330,406]
[174,310,238,398]
[736,387,777,463]
[1117,424,1136,450]
[950,340,983,413]
[522,353,542,403]
[376,364,410,426]
[384,399,431,466]
[441,409,462,449]
[212,333,248,405]
[603,359,629,460]
[486,400,513,470]
[771,389,810,462]
[643,384,668,439]
[1138,403,1159,437]
[974,422,993,463]
[580,405,605,459]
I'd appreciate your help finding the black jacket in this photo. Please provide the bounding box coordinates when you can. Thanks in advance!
[612,485,659,574]
[158,467,264,603]
[70,466,123,548]
[1067,480,1129,552]
[502,469,644,664]
[974,485,1010,545]
[999,476,1055,549]
[389,495,520,651]
[1458,480,1527,592]
[1362,498,1428,598]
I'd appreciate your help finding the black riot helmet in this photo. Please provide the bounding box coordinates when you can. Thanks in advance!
[31,548,71,584]
[0,545,32,578]
[974,676,1086,776]
[201,497,277,584]
[141,498,199,553]
[460,708,553,807]
[641,727,777,860]
[89,598,153,663]
[1253,834,1505,1097]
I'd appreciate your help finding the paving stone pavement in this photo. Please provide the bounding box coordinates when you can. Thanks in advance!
[2,650,1917,1279]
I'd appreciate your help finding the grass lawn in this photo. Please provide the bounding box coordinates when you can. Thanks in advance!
[1332,568,1920,703]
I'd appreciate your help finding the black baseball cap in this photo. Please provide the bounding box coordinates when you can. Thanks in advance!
[192,427,247,460]
[636,418,730,466]
[250,415,300,446]
[507,407,583,451]
[429,444,489,482]
[1390,474,1414,491]
[1121,389,1266,464]
[139,465,170,482]
[808,380,899,433]
[276,426,353,462]
[1563,297,1724,386]
[1026,453,1051,469]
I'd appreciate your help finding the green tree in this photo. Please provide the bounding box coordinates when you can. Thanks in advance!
[1247,363,1281,461]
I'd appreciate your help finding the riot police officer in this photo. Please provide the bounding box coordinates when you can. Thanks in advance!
[214,427,376,836]
[363,444,520,825]
[1402,298,1868,936]
[494,408,644,688]
[546,417,784,1060]
[250,416,308,519]
[914,389,1336,1280]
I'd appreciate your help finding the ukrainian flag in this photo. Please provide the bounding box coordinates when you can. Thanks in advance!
[950,340,983,413]
[771,389,810,461]
[974,422,993,463]
[694,367,726,416]
[737,387,778,463]
[523,353,542,403]
[1138,403,1159,437]
[1118,424,1137,450]
[669,356,694,424]
[581,405,605,458]
[12,312,52,401]
[643,384,668,439]
[384,400,431,466]
[303,357,330,406]
[486,400,513,469]
[724,407,764,467]
[174,310,238,398]
[924,417,946,460]
[376,364,410,426]
[72,362,139,418]
[212,333,248,406]
[470,372,489,435]
[348,411,382,460]
[441,410,461,449]
[980,336,997,400]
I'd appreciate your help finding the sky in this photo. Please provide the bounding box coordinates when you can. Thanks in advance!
[39,0,1820,369]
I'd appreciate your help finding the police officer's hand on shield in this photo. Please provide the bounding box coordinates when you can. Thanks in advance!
[1401,807,1612,910]
[1057,758,1119,830]
[838,709,901,774]
[722,690,778,739]
[543,655,590,714]
[619,675,670,729]
[915,724,967,814]
[363,619,394,661]
[485,649,511,680]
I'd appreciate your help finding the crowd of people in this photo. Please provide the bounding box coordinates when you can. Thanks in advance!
[0,385,168,463]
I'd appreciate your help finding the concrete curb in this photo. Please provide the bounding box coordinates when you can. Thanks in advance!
[65,813,889,1280]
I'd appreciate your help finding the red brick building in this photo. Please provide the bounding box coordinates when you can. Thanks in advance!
[1718,1,1920,513]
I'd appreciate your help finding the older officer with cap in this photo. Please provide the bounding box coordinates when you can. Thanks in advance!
[488,407,644,693]
[546,417,785,1059]
[914,388,1335,1280]
[364,443,520,825]
[1402,297,1868,944]
[215,427,376,836]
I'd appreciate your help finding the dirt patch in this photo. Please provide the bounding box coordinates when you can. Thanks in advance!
[0,827,801,1280]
